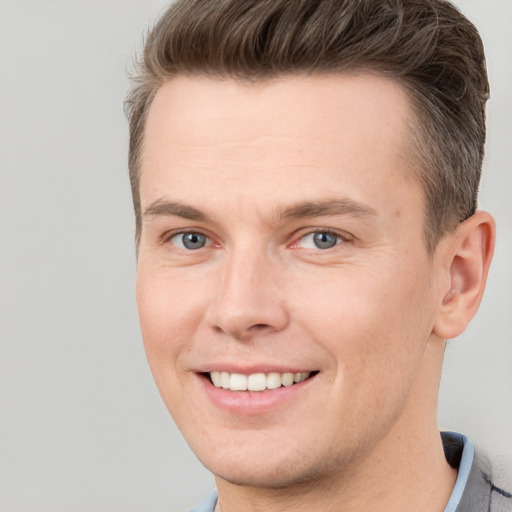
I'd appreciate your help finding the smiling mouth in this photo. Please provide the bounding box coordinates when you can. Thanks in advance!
[205,371,318,392]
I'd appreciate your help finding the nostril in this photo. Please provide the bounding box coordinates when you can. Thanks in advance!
[247,323,272,335]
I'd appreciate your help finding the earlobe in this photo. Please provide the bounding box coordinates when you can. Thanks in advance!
[433,211,495,340]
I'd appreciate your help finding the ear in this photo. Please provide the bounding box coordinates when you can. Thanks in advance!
[433,211,495,340]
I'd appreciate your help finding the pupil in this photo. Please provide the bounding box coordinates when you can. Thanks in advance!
[183,233,205,249]
[313,232,337,249]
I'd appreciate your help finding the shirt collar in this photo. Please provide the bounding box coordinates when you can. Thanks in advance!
[442,432,476,512]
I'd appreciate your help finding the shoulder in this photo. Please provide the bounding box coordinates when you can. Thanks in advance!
[444,432,512,512]
[489,459,512,512]
[468,449,512,511]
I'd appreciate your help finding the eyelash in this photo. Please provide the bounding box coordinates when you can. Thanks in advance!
[162,230,214,249]
[162,228,350,252]
[290,229,349,251]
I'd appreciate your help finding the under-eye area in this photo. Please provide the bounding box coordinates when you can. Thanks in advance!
[204,371,319,392]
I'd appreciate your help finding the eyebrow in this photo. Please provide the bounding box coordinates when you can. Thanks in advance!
[142,197,377,224]
[143,199,209,222]
[277,198,377,221]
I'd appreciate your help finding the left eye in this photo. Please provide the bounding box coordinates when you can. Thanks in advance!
[298,231,343,250]
[170,232,211,250]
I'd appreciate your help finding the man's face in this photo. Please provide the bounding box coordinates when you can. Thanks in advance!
[136,74,446,487]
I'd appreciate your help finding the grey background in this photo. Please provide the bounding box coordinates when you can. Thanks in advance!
[0,1,510,510]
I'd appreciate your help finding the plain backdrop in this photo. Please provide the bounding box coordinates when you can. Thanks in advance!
[0,1,510,511]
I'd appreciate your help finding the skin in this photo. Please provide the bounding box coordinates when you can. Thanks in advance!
[136,74,495,511]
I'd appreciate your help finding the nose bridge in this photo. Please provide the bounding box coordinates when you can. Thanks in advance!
[206,243,288,339]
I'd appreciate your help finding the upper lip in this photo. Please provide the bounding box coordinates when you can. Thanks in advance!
[195,363,316,374]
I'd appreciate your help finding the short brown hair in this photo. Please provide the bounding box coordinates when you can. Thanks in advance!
[125,0,489,253]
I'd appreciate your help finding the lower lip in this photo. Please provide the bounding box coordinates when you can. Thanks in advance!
[197,374,316,415]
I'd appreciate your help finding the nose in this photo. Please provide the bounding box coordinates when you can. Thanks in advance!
[205,250,289,341]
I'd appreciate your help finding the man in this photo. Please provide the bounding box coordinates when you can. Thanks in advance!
[125,0,510,510]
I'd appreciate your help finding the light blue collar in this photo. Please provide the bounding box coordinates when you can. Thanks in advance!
[443,433,475,512]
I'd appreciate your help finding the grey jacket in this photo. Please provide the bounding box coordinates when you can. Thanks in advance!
[443,432,512,511]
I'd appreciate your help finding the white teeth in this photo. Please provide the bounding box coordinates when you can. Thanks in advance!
[281,373,294,387]
[220,371,230,389]
[294,372,309,383]
[211,371,221,387]
[248,373,266,391]
[229,373,248,391]
[266,372,282,390]
[209,371,312,391]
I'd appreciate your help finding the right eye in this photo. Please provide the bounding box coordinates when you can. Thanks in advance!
[169,232,211,250]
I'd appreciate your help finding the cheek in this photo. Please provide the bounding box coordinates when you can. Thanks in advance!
[136,270,206,373]
[290,266,435,438]
[290,262,433,381]
[135,271,210,423]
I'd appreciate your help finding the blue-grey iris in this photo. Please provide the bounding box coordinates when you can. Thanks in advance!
[182,232,207,249]
[313,232,338,249]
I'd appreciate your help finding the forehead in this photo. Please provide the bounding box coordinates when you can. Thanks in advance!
[141,73,421,219]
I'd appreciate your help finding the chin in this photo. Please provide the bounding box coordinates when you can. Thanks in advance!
[197,440,357,490]
[211,462,324,489]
